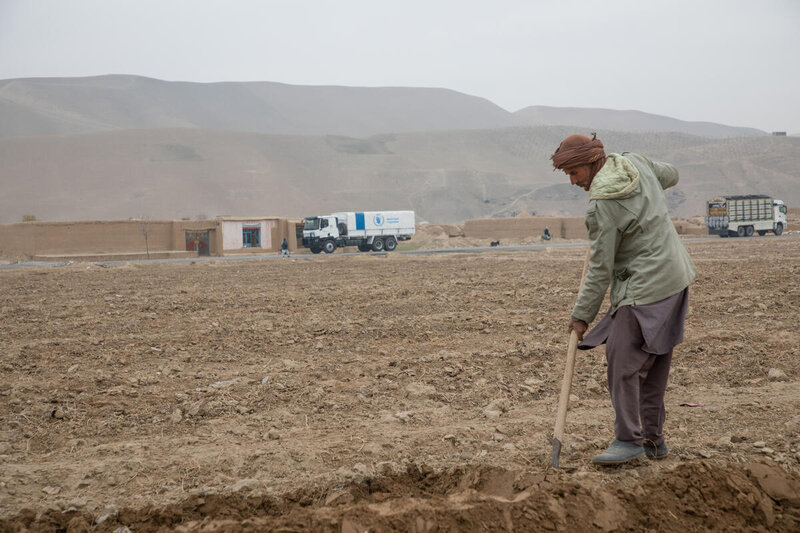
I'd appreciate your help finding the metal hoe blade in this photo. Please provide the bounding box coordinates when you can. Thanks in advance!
[551,437,562,467]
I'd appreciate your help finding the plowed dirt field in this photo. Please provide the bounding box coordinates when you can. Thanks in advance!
[1,238,799,532]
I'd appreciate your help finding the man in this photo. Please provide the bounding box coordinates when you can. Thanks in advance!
[551,133,696,465]
[280,237,290,257]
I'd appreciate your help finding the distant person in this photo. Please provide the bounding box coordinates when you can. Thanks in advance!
[280,237,290,257]
[543,226,551,240]
[551,133,696,465]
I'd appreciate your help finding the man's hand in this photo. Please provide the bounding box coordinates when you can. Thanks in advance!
[568,318,588,341]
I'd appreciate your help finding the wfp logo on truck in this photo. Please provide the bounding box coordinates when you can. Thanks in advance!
[373,214,385,226]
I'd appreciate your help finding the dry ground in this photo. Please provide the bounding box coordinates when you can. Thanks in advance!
[1,237,799,531]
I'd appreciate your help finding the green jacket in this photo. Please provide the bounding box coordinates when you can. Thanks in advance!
[572,152,696,323]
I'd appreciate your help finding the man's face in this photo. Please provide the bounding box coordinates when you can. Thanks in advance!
[565,165,592,191]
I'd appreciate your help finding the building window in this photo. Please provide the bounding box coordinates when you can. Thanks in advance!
[242,227,261,247]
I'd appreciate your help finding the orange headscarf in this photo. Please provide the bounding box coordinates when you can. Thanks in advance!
[550,133,607,179]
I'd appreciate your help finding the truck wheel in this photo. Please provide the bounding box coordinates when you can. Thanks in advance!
[745,225,754,237]
[371,238,385,252]
[757,230,767,236]
[311,246,322,254]
[384,236,397,251]
[322,240,336,254]
[774,223,783,236]
[737,226,746,237]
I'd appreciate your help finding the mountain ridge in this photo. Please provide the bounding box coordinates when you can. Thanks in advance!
[0,74,768,139]
[514,105,766,138]
[0,75,519,138]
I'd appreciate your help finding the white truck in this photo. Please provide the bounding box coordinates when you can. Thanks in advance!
[302,211,415,253]
[705,195,787,237]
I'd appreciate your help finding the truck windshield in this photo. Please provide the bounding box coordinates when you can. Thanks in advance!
[303,218,320,231]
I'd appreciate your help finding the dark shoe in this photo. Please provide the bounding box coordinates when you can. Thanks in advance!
[644,441,668,460]
[592,439,644,465]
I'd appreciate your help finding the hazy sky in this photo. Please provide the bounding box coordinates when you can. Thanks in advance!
[1,0,798,132]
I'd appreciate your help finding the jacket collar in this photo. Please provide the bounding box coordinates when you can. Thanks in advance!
[589,153,640,200]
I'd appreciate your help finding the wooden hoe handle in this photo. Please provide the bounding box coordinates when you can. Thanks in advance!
[553,331,580,442]
[551,247,591,467]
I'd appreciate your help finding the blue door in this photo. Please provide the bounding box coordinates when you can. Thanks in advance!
[242,227,261,247]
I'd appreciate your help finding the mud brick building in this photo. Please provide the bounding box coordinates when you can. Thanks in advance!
[0,216,299,261]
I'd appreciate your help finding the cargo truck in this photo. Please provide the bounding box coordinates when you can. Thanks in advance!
[302,211,415,253]
[705,195,787,237]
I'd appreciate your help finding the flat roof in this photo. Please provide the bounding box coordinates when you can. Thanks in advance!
[217,216,284,221]
[716,195,772,200]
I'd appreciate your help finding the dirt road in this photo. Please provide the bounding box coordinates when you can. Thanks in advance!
[1,238,799,531]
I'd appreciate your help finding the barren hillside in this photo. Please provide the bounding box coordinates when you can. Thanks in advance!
[3,75,792,225]
[1,126,797,224]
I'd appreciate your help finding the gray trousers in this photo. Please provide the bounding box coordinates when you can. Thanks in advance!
[606,305,672,446]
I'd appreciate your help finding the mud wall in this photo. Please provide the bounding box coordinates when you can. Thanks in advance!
[461,216,708,239]
[272,218,300,250]
[0,220,222,260]
[672,219,708,236]
[0,223,36,259]
[463,217,588,240]
[0,220,174,258]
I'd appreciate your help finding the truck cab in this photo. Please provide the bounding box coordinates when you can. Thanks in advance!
[303,216,338,239]
[774,200,788,235]
[302,216,340,252]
